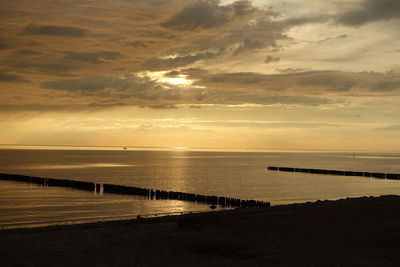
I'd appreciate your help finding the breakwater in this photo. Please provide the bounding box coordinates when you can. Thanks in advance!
[267,166,400,180]
[0,173,270,208]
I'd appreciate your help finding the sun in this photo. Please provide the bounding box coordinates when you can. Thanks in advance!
[163,77,192,86]
[144,71,193,86]
[171,146,190,150]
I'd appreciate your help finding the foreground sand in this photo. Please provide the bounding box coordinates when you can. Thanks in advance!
[2,195,400,267]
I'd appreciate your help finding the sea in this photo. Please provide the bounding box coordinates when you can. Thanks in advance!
[1,146,400,229]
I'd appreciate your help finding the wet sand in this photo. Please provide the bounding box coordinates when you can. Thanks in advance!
[2,195,400,266]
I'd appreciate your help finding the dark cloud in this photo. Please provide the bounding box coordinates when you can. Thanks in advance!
[264,55,280,64]
[375,125,400,131]
[183,69,400,97]
[164,70,181,77]
[5,60,75,76]
[165,17,285,59]
[120,0,322,70]
[316,34,349,44]
[162,0,257,30]
[41,75,153,92]
[130,41,147,48]
[137,29,177,40]
[336,34,349,39]
[0,40,10,50]
[145,104,178,109]
[0,34,33,50]
[63,51,122,64]
[40,74,206,108]
[299,74,357,92]
[337,0,400,26]
[125,0,169,4]
[0,103,74,112]
[23,24,89,37]
[363,80,400,91]
[0,70,29,83]
[143,52,216,71]
[39,72,337,108]
[233,38,266,56]
[41,75,169,107]
[162,7,322,61]
[280,16,327,28]
[275,68,310,74]
[243,95,333,106]
[13,49,42,56]
[202,72,266,84]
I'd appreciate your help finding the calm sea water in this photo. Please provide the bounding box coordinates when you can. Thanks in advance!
[1,147,400,228]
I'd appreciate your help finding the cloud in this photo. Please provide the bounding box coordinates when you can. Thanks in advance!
[164,18,285,60]
[4,0,327,83]
[264,55,280,64]
[0,70,29,83]
[40,74,203,108]
[162,0,257,30]
[0,103,76,112]
[337,0,400,26]
[299,73,357,92]
[233,38,266,56]
[240,95,333,106]
[23,24,89,37]
[130,41,148,48]
[39,72,338,108]
[375,125,400,131]
[41,75,154,92]
[13,49,42,56]
[143,52,217,71]
[363,80,400,91]
[387,65,400,75]
[39,69,400,111]
[5,60,75,76]
[63,51,122,64]
[3,0,399,113]
[164,70,181,77]
[161,1,325,62]
[125,0,169,4]
[183,69,400,96]
[194,120,346,129]
[144,104,178,109]
[275,68,309,74]
[315,34,349,44]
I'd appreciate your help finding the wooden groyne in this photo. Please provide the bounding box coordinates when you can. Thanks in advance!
[267,166,400,180]
[0,173,270,208]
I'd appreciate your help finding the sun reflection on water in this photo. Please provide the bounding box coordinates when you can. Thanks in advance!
[24,163,136,170]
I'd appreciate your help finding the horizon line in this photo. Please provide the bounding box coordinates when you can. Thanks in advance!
[0,143,398,153]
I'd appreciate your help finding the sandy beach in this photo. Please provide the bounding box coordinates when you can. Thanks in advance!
[2,195,400,266]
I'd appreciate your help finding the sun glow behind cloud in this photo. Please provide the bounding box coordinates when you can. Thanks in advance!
[145,71,193,87]
[171,146,190,150]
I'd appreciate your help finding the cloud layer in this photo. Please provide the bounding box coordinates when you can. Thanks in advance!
[1,0,400,150]
[23,24,89,37]
[337,0,400,26]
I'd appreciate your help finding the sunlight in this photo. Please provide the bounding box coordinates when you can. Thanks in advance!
[144,71,193,86]
[171,146,190,150]
[163,76,192,86]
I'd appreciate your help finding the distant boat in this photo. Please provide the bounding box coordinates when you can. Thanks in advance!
[123,147,127,150]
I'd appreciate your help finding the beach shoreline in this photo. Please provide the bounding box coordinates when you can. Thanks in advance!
[2,195,400,266]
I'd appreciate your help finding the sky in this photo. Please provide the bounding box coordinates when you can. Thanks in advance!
[0,0,400,151]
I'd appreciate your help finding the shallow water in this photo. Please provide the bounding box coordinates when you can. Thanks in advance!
[1,148,400,228]
[0,180,216,229]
